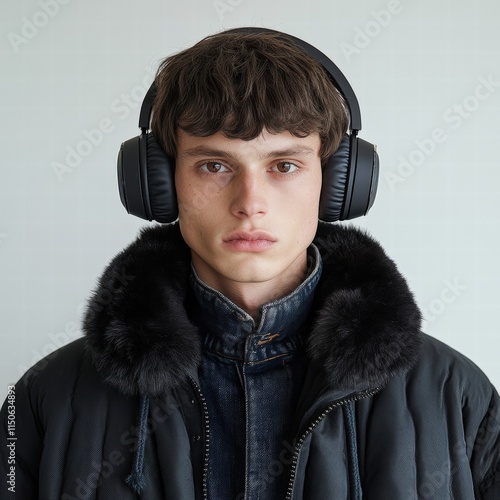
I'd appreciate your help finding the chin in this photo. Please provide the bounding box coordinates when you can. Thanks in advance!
[219,266,277,285]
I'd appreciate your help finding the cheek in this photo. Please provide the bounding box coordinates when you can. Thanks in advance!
[176,179,221,252]
[176,173,226,218]
[290,174,322,238]
[175,175,202,246]
[178,211,210,262]
[176,176,202,217]
[292,173,322,217]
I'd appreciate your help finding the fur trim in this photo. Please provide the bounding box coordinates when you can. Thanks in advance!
[84,224,200,396]
[310,223,422,389]
[83,222,422,396]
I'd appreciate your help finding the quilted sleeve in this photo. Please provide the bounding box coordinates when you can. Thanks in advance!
[0,372,43,499]
[472,387,500,499]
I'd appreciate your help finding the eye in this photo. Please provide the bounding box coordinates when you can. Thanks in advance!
[199,161,229,173]
[272,161,299,174]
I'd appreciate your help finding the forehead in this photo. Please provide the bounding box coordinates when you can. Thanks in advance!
[176,129,321,160]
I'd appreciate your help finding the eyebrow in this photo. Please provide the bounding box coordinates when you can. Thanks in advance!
[181,145,317,159]
[181,147,232,159]
[263,147,317,158]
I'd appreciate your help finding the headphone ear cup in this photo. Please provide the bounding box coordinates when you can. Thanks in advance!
[145,133,178,223]
[343,136,379,221]
[319,134,379,222]
[319,134,350,222]
[118,134,150,221]
[117,133,178,223]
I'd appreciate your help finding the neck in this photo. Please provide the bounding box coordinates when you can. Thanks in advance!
[216,280,305,320]
[192,254,309,320]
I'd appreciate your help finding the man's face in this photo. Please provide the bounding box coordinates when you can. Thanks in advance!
[175,128,322,296]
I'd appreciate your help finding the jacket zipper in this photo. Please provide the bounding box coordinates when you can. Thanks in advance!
[284,388,380,500]
[188,376,211,500]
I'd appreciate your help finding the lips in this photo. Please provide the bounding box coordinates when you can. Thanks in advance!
[222,230,277,252]
[223,230,277,242]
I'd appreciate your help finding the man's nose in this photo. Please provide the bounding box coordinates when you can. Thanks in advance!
[230,171,269,218]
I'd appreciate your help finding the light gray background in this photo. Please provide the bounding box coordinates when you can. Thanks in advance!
[1,0,499,399]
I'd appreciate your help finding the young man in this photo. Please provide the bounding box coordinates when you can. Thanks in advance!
[2,28,499,500]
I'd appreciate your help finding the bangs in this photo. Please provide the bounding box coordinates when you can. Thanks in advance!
[176,78,325,143]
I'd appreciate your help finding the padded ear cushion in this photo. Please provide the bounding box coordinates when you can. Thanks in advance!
[319,134,350,222]
[145,132,178,223]
[118,135,149,220]
[344,137,379,220]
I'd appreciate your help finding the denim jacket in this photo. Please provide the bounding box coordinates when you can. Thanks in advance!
[190,246,322,499]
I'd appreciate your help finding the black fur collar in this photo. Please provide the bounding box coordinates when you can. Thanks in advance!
[83,222,422,396]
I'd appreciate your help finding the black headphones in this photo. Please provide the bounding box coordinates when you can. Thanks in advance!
[117,27,379,223]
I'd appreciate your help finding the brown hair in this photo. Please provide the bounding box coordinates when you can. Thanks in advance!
[151,30,349,163]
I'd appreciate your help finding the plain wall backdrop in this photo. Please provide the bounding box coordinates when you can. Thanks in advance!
[1,0,499,399]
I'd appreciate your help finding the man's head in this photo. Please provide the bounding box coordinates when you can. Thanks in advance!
[151,29,349,165]
[150,29,350,313]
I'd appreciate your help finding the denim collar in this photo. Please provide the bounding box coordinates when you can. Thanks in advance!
[189,245,322,363]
